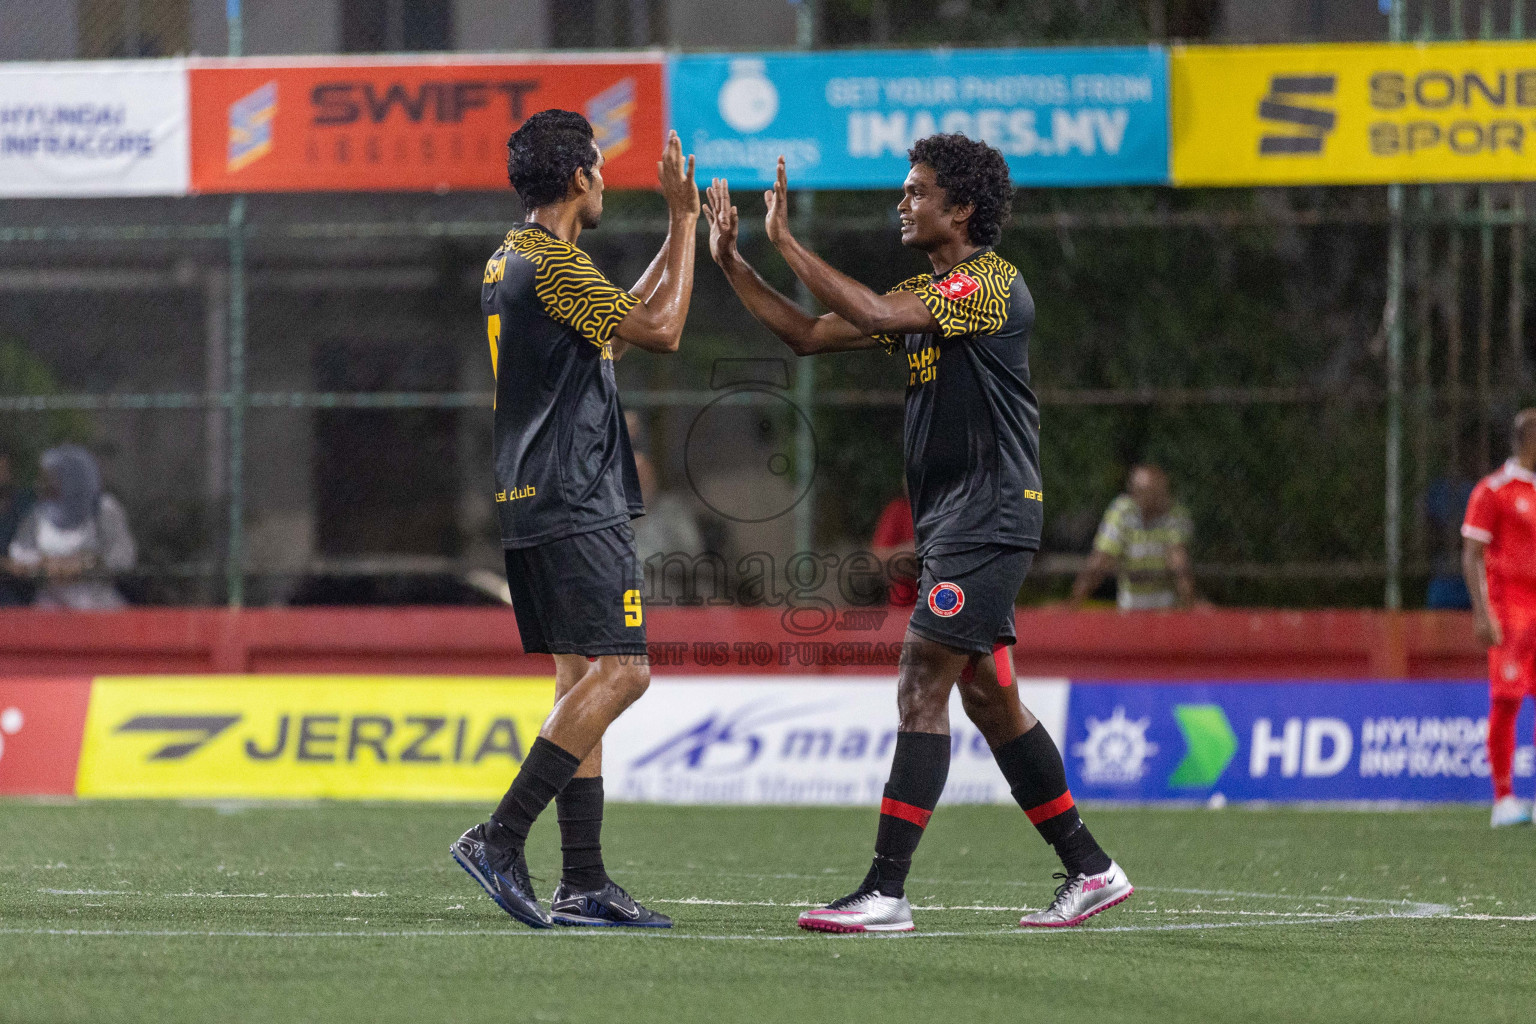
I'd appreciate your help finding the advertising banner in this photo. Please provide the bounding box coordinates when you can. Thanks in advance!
[1172,42,1536,185]
[1065,680,1514,802]
[670,47,1168,189]
[76,676,555,800]
[188,56,665,194]
[0,60,189,197]
[0,678,92,796]
[601,678,1070,805]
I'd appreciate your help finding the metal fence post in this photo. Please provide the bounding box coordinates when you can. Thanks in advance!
[226,0,247,608]
[1384,0,1407,610]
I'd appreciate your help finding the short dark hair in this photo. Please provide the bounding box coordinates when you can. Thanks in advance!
[908,134,1013,246]
[506,110,598,209]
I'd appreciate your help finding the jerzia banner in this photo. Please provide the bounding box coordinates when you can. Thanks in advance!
[76,676,556,800]
[187,56,665,194]
[1172,42,1536,185]
[0,675,1507,805]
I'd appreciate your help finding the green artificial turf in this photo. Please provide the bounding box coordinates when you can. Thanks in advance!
[0,801,1531,1023]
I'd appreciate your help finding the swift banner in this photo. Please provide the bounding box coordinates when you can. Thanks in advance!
[1172,42,1536,185]
[0,60,189,197]
[188,56,665,194]
[76,676,555,800]
[1065,680,1516,802]
[670,48,1168,188]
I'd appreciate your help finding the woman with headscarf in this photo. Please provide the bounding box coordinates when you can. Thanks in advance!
[5,445,136,610]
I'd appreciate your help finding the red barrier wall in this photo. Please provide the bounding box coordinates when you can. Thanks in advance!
[0,608,1485,680]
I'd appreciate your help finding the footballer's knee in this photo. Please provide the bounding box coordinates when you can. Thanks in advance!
[609,657,651,706]
[896,643,956,733]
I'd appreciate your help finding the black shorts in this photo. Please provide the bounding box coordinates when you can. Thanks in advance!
[503,522,648,657]
[906,545,1034,655]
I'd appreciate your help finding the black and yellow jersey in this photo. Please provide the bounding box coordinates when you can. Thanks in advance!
[876,247,1042,553]
[481,223,644,549]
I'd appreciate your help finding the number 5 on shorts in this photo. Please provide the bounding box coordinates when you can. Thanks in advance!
[623,589,643,627]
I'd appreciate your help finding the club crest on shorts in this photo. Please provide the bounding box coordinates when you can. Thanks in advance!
[928,581,965,617]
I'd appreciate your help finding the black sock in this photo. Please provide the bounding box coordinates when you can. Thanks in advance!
[860,731,951,899]
[993,723,1112,877]
[556,775,610,891]
[489,736,581,852]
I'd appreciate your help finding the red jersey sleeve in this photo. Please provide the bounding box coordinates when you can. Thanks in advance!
[870,498,914,548]
[1462,480,1497,545]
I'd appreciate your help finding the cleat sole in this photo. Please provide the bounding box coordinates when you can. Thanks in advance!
[797,915,914,934]
[551,912,673,929]
[1019,887,1134,928]
[449,844,552,930]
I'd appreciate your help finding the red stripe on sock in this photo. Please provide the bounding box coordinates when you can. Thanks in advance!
[880,797,934,828]
[1025,791,1075,825]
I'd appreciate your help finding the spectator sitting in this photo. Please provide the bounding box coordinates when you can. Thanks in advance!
[6,445,136,610]
[1070,464,1199,611]
[0,446,35,606]
[870,482,917,607]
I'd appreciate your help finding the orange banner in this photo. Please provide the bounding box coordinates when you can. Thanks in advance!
[188,57,665,194]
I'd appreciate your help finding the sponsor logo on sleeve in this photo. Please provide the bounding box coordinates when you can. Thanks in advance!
[934,272,981,302]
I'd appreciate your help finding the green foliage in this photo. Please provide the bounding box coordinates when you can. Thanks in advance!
[0,340,93,482]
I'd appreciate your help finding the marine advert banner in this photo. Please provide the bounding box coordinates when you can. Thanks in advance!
[1172,42,1536,185]
[670,47,1169,189]
[188,57,665,194]
[0,60,190,197]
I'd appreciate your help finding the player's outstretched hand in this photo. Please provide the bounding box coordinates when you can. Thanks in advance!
[703,178,739,267]
[657,130,700,219]
[764,156,791,247]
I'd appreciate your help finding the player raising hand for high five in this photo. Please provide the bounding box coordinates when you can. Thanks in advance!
[705,135,1132,932]
[452,113,698,930]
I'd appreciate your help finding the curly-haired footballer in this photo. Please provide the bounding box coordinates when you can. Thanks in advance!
[450,111,699,930]
[704,135,1132,932]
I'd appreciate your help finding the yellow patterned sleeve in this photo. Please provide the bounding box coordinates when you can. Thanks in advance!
[530,244,639,346]
[906,252,1014,339]
[873,274,931,353]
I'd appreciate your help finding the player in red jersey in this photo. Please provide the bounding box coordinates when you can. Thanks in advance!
[1463,409,1536,827]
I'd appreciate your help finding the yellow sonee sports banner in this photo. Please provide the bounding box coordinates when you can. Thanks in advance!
[77,676,555,800]
[1172,41,1536,185]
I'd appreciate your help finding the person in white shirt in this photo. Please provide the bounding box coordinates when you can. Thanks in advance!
[5,445,136,610]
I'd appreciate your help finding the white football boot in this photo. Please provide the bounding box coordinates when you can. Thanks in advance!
[797,889,915,933]
[1491,795,1533,827]
[1019,861,1134,928]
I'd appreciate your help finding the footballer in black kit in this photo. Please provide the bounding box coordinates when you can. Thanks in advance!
[705,136,1133,931]
[450,110,701,930]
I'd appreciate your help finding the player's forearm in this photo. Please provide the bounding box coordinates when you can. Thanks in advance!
[630,234,669,302]
[773,231,902,336]
[622,213,697,352]
[1463,544,1492,619]
[719,251,822,353]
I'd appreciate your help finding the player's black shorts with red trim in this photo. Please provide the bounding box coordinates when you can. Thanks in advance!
[503,522,648,657]
[906,544,1034,655]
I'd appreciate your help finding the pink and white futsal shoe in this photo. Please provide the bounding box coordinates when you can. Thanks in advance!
[797,889,915,933]
[1018,861,1134,928]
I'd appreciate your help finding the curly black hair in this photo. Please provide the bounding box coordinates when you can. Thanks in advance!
[506,110,598,209]
[908,134,1013,246]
